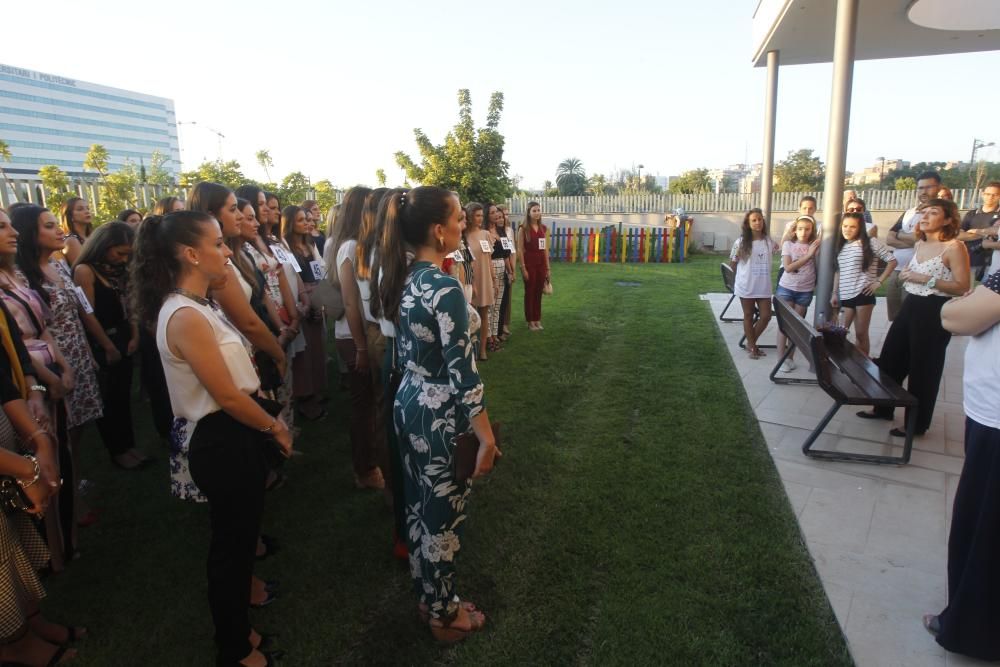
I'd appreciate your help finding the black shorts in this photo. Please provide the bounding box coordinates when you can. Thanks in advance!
[840,293,876,309]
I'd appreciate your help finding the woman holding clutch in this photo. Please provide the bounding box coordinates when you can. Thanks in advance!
[379,186,499,644]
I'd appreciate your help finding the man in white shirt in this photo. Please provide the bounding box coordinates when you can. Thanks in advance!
[884,171,941,320]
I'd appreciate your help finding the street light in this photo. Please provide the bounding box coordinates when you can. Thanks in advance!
[636,164,644,192]
[970,138,995,189]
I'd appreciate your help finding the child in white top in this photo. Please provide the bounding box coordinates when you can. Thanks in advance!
[729,208,777,359]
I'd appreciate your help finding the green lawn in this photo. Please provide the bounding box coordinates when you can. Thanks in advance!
[43,255,852,666]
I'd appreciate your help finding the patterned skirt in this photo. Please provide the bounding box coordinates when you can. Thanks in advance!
[0,411,48,640]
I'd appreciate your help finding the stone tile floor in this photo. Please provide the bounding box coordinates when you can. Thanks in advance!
[702,293,992,667]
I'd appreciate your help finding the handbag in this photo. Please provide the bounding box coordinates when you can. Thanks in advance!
[453,422,501,483]
[542,279,553,296]
[310,277,345,321]
[0,476,33,514]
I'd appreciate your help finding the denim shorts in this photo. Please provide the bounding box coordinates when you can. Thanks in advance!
[775,285,813,307]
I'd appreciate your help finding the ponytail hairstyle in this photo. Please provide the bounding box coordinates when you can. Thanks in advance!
[834,212,874,271]
[368,188,407,321]
[737,208,768,260]
[226,198,260,299]
[61,197,90,238]
[328,187,372,270]
[153,196,182,216]
[131,211,216,333]
[356,187,389,280]
[378,186,456,324]
[9,205,52,304]
[187,181,232,220]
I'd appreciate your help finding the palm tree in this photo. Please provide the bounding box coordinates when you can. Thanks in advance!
[256,149,273,183]
[0,140,18,203]
[556,157,587,196]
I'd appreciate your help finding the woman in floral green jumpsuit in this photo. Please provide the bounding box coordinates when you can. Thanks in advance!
[379,186,499,643]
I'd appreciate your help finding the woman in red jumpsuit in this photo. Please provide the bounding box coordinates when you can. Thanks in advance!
[517,202,550,330]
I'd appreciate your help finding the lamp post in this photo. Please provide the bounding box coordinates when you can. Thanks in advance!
[970,138,995,189]
[636,164,644,192]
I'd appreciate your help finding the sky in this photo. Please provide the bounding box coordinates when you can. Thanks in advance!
[5,0,1000,189]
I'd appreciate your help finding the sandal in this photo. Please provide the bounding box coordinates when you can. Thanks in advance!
[418,600,478,624]
[922,613,940,637]
[27,612,87,646]
[428,605,486,644]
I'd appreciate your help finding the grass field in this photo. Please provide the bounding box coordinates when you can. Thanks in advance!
[42,255,853,666]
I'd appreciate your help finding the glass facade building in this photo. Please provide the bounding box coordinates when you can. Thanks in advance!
[0,63,179,177]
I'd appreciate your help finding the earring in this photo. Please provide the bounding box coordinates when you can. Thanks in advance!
[437,237,444,249]
[194,260,200,266]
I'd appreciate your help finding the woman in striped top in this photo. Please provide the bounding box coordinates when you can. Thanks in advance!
[831,212,896,356]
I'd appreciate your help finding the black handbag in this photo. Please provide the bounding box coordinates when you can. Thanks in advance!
[0,476,33,514]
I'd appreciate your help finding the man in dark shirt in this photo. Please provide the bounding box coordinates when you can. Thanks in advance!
[958,182,1000,281]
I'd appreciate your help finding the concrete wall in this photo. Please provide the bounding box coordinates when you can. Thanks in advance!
[545,210,904,252]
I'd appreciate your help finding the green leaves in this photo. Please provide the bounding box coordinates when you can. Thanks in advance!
[774,149,825,192]
[395,89,513,204]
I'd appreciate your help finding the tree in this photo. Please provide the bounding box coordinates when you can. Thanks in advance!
[668,168,712,194]
[588,174,615,196]
[375,168,387,187]
[894,177,916,190]
[643,175,663,194]
[555,158,587,196]
[314,179,338,222]
[83,144,110,180]
[38,165,74,213]
[395,89,514,203]
[542,180,559,197]
[256,149,274,183]
[146,151,174,187]
[774,149,825,192]
[179,159,252,191]
[278,171,311,207]
[0,140,17,203]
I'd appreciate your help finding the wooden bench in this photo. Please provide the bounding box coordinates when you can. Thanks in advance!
[719,263,775,350]
[769,297,917,465]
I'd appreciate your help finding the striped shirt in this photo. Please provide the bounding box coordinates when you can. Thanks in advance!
[836,238,895,301]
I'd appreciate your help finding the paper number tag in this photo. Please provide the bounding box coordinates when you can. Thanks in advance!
[500,237,514,251]
[538,238,547,250]
[450,250,464,263]
[309,260,325,280]
[479,239,492,254]
[270,245,301,272]
[73,285,94,314]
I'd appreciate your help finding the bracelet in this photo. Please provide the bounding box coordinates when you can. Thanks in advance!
[17,455,40,488]
[29,385,46,394]
[26,428,48,444]
[260,419,277,434]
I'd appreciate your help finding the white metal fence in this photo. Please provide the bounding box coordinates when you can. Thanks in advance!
[504,188,982,215]
[0,175,181,210]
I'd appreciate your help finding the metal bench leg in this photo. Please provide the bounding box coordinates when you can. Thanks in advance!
[900,406,917,464]
[719,294,741,322]
[769,344,819,385]
[803,401,914,465]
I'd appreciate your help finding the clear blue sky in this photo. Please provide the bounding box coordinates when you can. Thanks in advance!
[7,0,999,188]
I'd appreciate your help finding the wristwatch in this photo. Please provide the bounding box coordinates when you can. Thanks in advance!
[926,277,937,290]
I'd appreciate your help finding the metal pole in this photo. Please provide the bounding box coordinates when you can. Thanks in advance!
[814,0,859,326]
[760,50,779,227]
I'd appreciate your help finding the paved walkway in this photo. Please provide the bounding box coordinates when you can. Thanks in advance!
[702,293,990,667]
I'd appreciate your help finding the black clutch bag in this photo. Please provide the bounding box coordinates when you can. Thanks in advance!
[453,422,501,483]
[0,477,34,514]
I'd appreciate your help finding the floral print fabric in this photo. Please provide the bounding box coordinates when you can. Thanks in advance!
[393,261,486,619]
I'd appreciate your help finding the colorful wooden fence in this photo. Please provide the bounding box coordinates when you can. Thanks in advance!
[547,221,694,264]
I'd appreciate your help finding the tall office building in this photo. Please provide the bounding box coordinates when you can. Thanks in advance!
[0,63,180,177]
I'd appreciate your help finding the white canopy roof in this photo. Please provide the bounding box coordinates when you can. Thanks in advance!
[752,0,1000,67]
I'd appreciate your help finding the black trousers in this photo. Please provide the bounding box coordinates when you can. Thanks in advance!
[95,356,136,458]
[139,328,173,439]
[872,294,951,433]
[937,418,1000,661]
[188,411,269,664]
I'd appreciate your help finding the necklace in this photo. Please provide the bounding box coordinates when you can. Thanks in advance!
[172,287,211,307]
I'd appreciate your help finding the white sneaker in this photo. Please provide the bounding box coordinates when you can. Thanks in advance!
[781,359,797,373]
